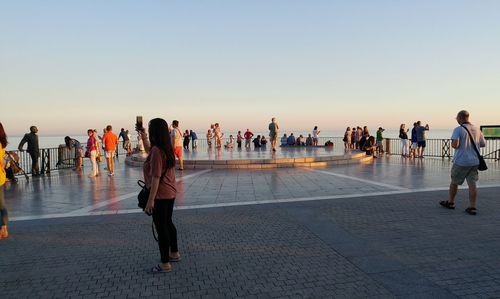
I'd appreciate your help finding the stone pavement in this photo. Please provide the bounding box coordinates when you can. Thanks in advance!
[1,156,500,298]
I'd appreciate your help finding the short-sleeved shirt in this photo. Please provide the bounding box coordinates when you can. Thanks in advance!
[87,136,97,151]
[143,146,176,200]
[451,123,486,167]
[376,131,383,142]
[415,126,428,142]
[313,129,319,139]
[19,133,39,154]
[190,132,198,140]
[119,131,129,141]
[411,128,417,143]
[269,123,278,137]
[102,131,118,152]
[244,131,253,139]
[171,127,183,148]
[399,129,408,139]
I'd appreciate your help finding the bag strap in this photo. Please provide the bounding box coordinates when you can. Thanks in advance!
[460,124,481,158]
[152,220,158,242]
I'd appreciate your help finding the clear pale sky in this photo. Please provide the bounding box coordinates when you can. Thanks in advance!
[1,0,499,136]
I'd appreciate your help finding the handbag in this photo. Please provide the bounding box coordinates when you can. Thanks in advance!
[137,179,150,210]
[137,167,167,212]
[460,125,487,171]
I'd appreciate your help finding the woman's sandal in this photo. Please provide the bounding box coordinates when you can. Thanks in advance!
[465,207,477,215]
[169,255,181,262]
[151,264,172,273]
[439,200,455,209]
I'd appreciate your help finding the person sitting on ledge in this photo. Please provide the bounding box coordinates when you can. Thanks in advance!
[260,136,267,146]
[281,134,287,147]
[287,133,295,146]
[225,135,234,149]
[306,134,313,146]
[364,135,378,158]
[296,135,305,146]
[359,133,368,152]
[253,135,261,148]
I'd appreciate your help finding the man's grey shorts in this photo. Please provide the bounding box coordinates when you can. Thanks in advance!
[451,164,479,185]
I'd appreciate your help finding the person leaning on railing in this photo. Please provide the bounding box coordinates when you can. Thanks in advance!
[64,136,83,170]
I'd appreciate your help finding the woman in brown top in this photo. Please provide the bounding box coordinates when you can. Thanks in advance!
[142,118,180,273]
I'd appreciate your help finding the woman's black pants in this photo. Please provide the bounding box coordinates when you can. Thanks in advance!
[152,199,178,263]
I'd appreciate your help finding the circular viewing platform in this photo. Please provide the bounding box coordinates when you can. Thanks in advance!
[126,146,372,169]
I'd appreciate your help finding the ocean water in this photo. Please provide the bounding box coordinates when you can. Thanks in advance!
[6,129,454,151]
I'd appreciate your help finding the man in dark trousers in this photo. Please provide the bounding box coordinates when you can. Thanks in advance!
[18,126,40,176]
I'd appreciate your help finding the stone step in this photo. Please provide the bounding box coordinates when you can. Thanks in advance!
[125,151,371,169]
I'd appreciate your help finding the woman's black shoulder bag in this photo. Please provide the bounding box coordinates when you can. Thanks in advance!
[137,167,167,211]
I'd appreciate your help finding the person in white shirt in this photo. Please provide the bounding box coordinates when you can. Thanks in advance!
[171,120,184,170]
[313,126,321,146]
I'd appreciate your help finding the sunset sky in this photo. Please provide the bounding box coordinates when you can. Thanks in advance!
[1,0,499,136]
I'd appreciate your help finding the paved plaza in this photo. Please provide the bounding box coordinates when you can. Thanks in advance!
[1,155,500,298]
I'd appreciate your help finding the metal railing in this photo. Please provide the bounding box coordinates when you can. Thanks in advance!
[10,137,499,177]
[10,141,137,176]
[384,138,500,159]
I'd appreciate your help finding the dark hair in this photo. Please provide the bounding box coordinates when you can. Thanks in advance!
[148,118,175,169]
[64,136,71,147]
[0,122,8,148]
[87,129,94,135]
[106,125,112,131]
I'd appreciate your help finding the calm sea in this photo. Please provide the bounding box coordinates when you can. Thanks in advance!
[6,129,454,151]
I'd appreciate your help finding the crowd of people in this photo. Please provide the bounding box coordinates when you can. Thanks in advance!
[0,109,490,270]
[7,119,432,180]
[2,117,477,179]
[341,126,381,158]
[340,121,431,158]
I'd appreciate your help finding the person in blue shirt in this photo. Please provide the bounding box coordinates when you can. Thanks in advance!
[280,134,288,147]
[287,133,296,146]
[190,130,198,150]
[409,122,418,158]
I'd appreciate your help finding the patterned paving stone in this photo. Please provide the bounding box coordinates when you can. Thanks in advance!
[2,156,500,297]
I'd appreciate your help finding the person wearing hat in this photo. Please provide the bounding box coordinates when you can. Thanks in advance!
[376,127,385,155]
[18,126,40,176]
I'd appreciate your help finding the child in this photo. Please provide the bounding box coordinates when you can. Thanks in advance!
[225,135,234,149]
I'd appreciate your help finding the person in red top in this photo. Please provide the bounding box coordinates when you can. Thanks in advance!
[102,125,118,176]
[244,129,254,149]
